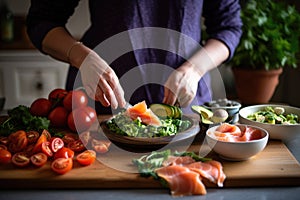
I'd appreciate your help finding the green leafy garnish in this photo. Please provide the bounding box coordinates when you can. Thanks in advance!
[132,150,211,179]
[107,113,191,138]
[0,105,50,136]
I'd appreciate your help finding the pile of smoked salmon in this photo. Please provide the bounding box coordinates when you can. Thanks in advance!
[156,156,225,196]
[133,151,225,196]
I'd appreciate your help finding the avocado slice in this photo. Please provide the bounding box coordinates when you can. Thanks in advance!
[150,103,182,119]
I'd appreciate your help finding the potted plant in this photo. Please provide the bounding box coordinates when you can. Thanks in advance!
[229,0,300,105]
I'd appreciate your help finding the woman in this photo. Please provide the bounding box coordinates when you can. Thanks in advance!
[26,0,242,114]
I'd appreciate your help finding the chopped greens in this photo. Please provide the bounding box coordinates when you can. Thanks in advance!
[0,105,50,136]
[132,149,211,178]
[247,106,299,125]
[106,112,191,138]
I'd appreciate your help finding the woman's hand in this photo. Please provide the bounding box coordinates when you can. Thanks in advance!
[163,39,229,107]
[163,62,202,107]
[79,51,126,109]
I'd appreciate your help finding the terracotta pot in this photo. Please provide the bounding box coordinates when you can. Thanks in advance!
[232,68,283,105]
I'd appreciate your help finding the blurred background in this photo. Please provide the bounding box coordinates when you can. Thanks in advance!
[0,0,299,110]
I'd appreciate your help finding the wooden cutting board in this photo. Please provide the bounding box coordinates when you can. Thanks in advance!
[0,115,300,189]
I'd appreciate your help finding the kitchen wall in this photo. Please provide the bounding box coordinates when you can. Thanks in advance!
[3,0,300,107]
[5,0,90,38]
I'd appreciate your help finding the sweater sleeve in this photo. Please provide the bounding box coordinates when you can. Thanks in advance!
[203,0,243,61]
[26,0,80,52]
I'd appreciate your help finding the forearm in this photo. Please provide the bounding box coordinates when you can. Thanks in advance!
[42,27,91,68]
[188,39,229,76]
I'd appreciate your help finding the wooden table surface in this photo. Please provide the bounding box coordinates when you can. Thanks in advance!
[0,115,300,189]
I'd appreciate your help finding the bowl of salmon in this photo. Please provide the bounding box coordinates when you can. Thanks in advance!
[205,123,269,161]
[239,104,300,141]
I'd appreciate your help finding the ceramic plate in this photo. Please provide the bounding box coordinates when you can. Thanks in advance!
[100,115,200,151]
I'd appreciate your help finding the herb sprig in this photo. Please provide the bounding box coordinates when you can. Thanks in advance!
[0,105,50,136]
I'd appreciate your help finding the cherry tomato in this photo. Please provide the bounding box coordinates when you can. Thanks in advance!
[48,106,69,128]
[48,88,68,106]
[91,139,111,154]
[41,141,53,157]
[67,106,97,132]
[49,137,64,153]
[30,152,48,167]
[63,90,88,111]
[42,129,52,141]
[68,140,85,152]
[62,133,78,145]
[0,149,12,164]
[79,131,91,146]
[0,144,7,150]
[32,132,48,154]
[76,150,96,166]
[11,152,30,167]
[54,147,74,160]
[26,131,40,144]
[24,144,35,156]
[30,98,52,117]
[8,130,28,153]
[0,136,9,145]
[51,157,73,175]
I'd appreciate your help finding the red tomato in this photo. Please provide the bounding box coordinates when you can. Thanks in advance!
[48,106,69,128]
[67,106,97,132]
[91,139,111,154]
[49,137,64,153]
[48,88,68,106]
[0,144,7,150]
[30,152,48,167]
[67,140,85,152]
[11,152,30,167]
[54,147,74,160]
[63,90,88,111]
[0,136,9,145]
[24,144,35,156]
[29,98,52,117]
[79,131,91,146]
[8,130,28,153]
[51,157,73,175]
[41,141,53,157]
[32,132,48,154]
[76,150,96,166]
[0,149,12,164]
[26,131,40,144]
[62,133,78,145]
[41,129,52,141]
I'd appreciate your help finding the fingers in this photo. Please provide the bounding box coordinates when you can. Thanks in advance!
[82,69,125,109]
[163,70,197,108]
[163,86,194,108]
[163,86,177,106]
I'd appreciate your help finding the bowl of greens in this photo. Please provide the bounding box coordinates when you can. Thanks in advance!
[239,104,300,141]
[100,112,200,151]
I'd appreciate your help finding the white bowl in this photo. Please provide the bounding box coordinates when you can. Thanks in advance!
[239,104,300,141]
[206,124,269,161]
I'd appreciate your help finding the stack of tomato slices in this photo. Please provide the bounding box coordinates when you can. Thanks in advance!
[0,129,111,174]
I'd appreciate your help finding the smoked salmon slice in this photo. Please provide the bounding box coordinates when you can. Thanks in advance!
[215,123,242,136]
[162,156,195,167]
[186,160,226,187]
[155,165,207,196]
[125,101,162,126]
[156,155,226,196]
[211,123,264,142]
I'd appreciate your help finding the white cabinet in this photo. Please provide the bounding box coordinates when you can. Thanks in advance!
[0,50,68,109]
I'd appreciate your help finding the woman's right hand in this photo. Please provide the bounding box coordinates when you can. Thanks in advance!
[79,51,126,109]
